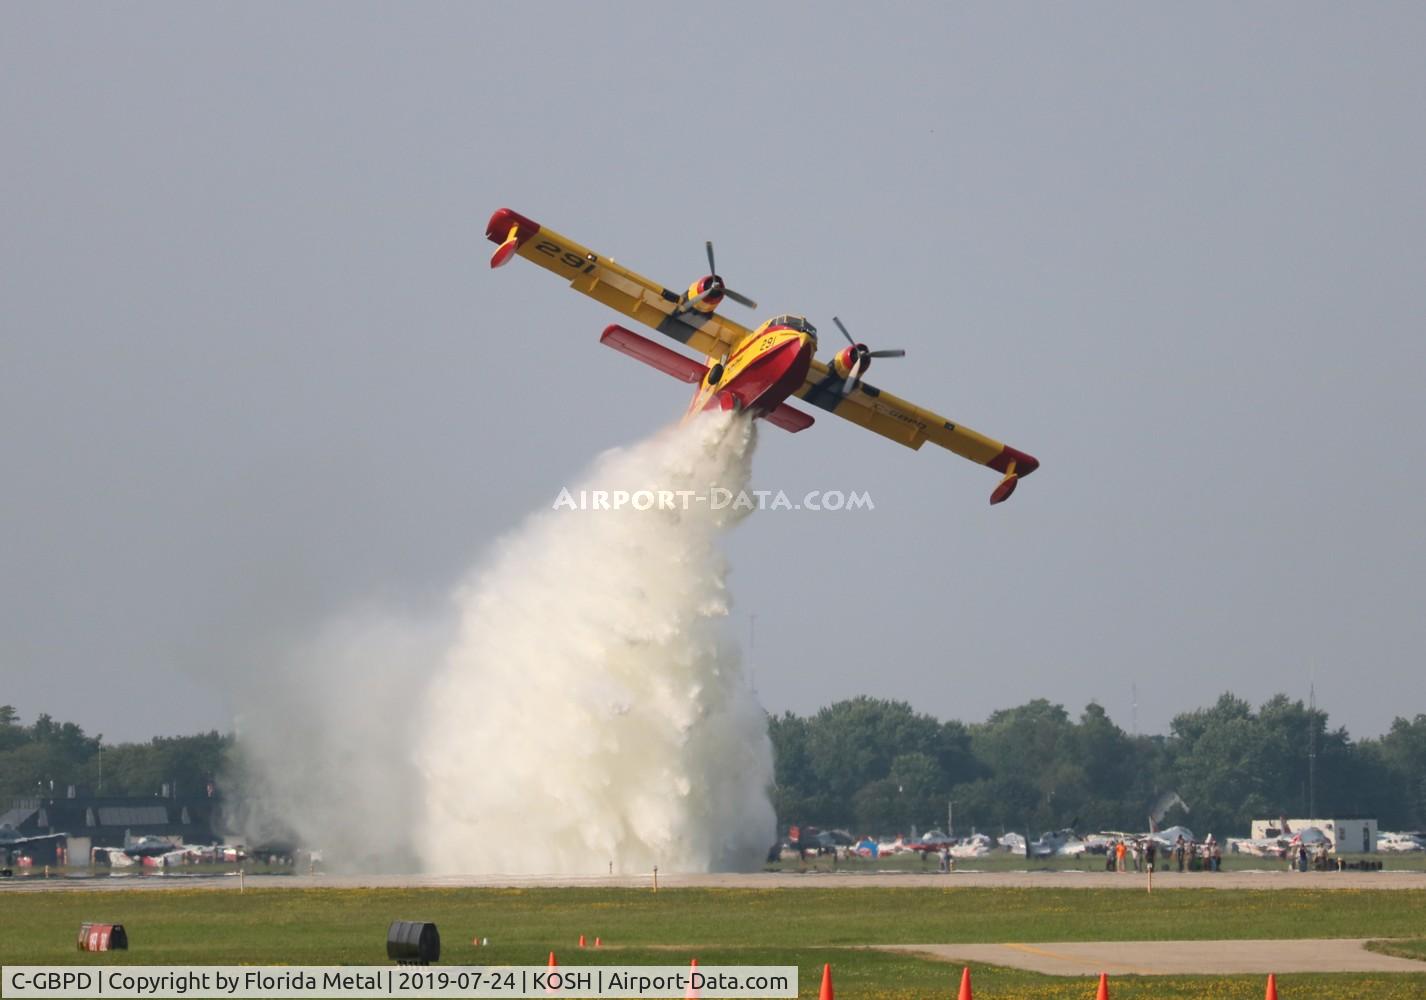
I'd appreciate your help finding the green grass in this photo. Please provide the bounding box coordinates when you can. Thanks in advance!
[2,887,1424,998]
[1367,938,1426,961]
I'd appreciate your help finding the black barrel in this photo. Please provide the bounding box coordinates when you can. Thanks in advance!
[386,921,439,965]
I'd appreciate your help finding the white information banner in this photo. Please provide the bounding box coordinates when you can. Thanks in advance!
[2,966,797,999]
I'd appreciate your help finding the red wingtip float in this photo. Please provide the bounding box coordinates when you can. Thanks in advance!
[487,208,1040,504]
[489,230,520,269]
[486,208,539,269]
[989,474,1018,505]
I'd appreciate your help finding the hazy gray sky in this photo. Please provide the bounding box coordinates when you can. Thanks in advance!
[4,3,1423,744]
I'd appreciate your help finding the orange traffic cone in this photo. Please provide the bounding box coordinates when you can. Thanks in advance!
[957,965,972,1000]
[1265,973,1278,1000]
[818,963,834,1000]
[685,958,699,1000]
[595,937,603,948]
[1095,972,1109,1000]
[548,951,557,967]
[578,935,586,948]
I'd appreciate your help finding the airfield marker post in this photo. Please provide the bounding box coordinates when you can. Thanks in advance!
[652,865,659,892]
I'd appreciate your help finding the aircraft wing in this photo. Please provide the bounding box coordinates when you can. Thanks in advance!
[486,208,750,360]
[794,358,1039,503]
[1,833,65,847]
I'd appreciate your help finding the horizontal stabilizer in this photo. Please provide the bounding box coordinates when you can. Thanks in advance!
[763,402,815,433]
[600,325,707,384]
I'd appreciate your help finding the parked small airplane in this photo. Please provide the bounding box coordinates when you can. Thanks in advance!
[949,833,997,858]
[122,831,179,859]
[1378,831,1426,853]
[1030,828,1084,857]
[0,824,66,866]
[487,209,1040,504]
[1149,824,1197,851]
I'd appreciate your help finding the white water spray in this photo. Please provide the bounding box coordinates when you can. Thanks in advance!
[415,411,775,873]
[229,412,775,873]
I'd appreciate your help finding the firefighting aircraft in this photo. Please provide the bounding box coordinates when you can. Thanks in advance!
[487,208,1039,503]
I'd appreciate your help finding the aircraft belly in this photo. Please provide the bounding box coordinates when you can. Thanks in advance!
[703,338,813,415]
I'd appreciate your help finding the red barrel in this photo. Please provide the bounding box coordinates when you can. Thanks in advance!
[77,923,128,951]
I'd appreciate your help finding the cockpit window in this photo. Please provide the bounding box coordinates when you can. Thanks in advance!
[766,314,817,336]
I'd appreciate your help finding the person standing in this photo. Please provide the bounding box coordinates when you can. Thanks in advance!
[1115,839,1127,873]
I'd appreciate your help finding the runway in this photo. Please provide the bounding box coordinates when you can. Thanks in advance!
[4,868,1424,892]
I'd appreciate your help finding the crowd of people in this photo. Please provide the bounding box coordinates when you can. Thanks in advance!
[1101,834,1223,872]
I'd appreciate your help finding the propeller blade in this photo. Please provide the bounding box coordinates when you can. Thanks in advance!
[723,288,758,309]
[842,356,865,395]
[868,349,906,358]
[832,316,855,346]
[698,240,755,309]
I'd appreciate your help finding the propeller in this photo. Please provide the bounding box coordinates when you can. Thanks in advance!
[832,316,906,394]
[691,240,757,310]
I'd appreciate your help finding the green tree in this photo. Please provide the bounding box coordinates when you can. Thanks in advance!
[1369,715,1426,827]
[967,699,1087,833]
[0,711,101,796]
[0,705,25,754]
[1072,702,1165,831]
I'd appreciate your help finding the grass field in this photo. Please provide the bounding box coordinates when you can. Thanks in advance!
[1367,938,1426,961]
[2,886,1424,998]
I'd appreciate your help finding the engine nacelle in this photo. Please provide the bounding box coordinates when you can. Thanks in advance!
[832,343,872,383]
[681,275,725,315]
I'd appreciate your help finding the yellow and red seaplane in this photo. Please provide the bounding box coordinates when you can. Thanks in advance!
[487,208,1039,504]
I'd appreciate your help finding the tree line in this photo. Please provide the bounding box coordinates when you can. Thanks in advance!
[0,705,229,801]
[3,695,1424,839]
[770,694,1426,837]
